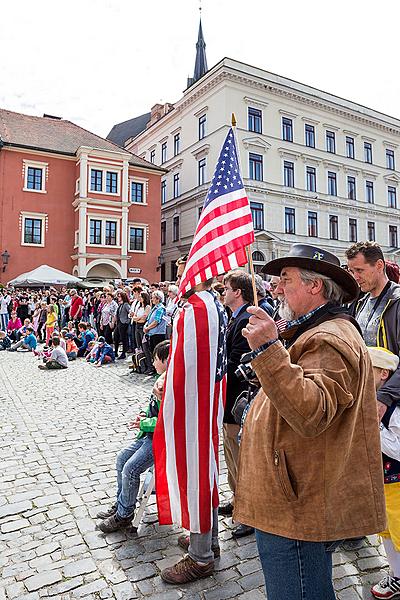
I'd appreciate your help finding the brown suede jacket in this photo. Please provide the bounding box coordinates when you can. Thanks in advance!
[234,317,386,542]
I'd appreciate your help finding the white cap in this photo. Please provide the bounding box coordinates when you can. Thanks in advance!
[367,347,399,372]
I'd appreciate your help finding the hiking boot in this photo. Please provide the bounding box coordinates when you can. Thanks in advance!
[177,534,220,558]
[96,503,117,519]
[96,512,133,533]
[161,555,214,584]
[371,575,400,598]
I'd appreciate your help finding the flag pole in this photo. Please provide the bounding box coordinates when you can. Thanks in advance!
[231,113,258,307]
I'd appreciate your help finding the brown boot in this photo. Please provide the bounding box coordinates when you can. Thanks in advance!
[161,555,214,584]
[177,534,221,558]
[97,512,133,533]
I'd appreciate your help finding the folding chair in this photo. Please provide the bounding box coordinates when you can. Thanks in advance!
[131,469,155,534]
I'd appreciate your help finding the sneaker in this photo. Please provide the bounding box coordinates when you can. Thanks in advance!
[371,575,400,598]
[38,365,47,370]
[161,555,214,584]
[96,512,133,533]
[177,534,220,558]
[96,503,117,519]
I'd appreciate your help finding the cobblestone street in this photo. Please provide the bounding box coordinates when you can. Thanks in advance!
[0,352,392,599]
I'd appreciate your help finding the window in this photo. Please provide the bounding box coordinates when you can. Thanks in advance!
[250,202,264,231]
[131,181,144,203]
[171,261,178,282]
[367,221,376,242]
[161,142,167,164]
[198,158,206,185]
[326,130,336,153]
[173,173,180,198]
[306,166,316,192]
[364,142,372,164]
[24,218,43,244]
[285,207,295,234]
[308,211,318,237]
[346,136,355,159]
[173,216,180,241]
[106,171,118,194]
[173,133,180,156]
[283,161,294,187]
[26,167,43,191]
[249,153,263,181]
[327,171,337,196]
[198,114,207,140]
[90,169,102,192]
[349,218,357,242]
[305,124,315,148]
[248,107,262,133]
[89,219,102,245]
[129,227,144,251]
[389,225,398,247]
[105,221,117,246]
[150,149,155,163]
[252,251,265,262]
[386,149,395,170]
[329,215,338,240]
[366,180,374,204]
[282,117,293,142]
[161,221,166,246]
[347,176,356,200]
[161,180,167,204]
[388,186,397,208]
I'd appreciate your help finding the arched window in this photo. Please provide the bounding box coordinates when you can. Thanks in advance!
[252,250,265,262]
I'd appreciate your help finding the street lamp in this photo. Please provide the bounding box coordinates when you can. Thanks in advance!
[1,250,10,273]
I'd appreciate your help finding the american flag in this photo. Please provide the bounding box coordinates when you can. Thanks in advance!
[153,290,227,533]
[177,127,255,297]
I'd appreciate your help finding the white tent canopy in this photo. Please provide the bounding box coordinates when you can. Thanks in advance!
[8,265,81,286]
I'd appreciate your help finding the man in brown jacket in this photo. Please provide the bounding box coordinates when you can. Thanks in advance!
[234,244,386,600]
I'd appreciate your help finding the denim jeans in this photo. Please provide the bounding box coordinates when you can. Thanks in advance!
[255,530,336,600]
[116,436,154,518]
[0,313,9,331]
[188,507,219,563]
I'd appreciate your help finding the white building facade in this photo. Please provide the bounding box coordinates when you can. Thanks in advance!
[128,57,400,280]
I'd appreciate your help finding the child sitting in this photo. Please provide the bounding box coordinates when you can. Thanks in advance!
[369,347,400,599]
[96,340,170,532]
[7,312,22,342]
[0,330,12,350]
[9,326,37,352]
[76,322,95,357]
[85,340,98,363]
[93,336,115,367]
[65,333,78,361]
[38,336,68,370]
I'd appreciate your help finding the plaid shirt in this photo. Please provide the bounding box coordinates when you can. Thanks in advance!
[285,303,328,330]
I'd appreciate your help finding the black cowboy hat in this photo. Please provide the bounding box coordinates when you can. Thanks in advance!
[262,244,359,303]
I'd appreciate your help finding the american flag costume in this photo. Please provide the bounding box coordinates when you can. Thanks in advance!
[153,127,254,533]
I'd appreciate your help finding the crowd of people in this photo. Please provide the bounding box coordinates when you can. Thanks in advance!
[2,241,400,599]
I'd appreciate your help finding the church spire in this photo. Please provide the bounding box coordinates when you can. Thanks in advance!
[187,11,208,88]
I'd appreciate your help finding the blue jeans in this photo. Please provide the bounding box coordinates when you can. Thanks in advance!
[116,436,154,518]
[0,313,9,331]
[255,530,336,600]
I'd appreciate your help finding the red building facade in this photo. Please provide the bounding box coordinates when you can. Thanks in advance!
[0,109,163,284]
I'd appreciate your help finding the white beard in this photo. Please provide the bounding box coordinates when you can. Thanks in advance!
[278,299,295,321]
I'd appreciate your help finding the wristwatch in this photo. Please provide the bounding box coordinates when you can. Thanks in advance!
[248,338,279,361]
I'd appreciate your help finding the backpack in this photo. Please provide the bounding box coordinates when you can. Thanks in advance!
[132,349,147,374]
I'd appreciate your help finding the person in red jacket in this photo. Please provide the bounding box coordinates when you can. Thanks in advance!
[69,289,83,326]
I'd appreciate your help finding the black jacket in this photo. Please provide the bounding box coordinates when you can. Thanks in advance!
[224,304,251,424]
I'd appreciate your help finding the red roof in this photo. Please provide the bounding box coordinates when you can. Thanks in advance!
[0,108,160,170]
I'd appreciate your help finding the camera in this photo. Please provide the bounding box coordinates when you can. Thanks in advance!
[235,351,259,384]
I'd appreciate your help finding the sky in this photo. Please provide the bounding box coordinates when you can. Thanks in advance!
[1,0,400,139]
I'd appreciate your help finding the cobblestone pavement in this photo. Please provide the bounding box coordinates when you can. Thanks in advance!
[0,351,391,599]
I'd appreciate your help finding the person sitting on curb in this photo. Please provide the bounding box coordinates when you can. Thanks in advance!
[93,336,115,367]
[96,340,170,532]
[38,336,68,370]
[0,330,12,351]
[9,325,37,352]
[368,347,400,599]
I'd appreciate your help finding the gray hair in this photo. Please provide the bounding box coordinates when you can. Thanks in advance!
[254,274,266,298]
[168,284,179,295]
[152,290,164,302]
[298,268,344,305]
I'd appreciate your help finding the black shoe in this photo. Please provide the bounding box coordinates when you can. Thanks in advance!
[144,369,156,376]
[117,353,126,360]
[97,512,133,533]
[232,524,254,539]
[96,503,117,519]
[218,501,234,516]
